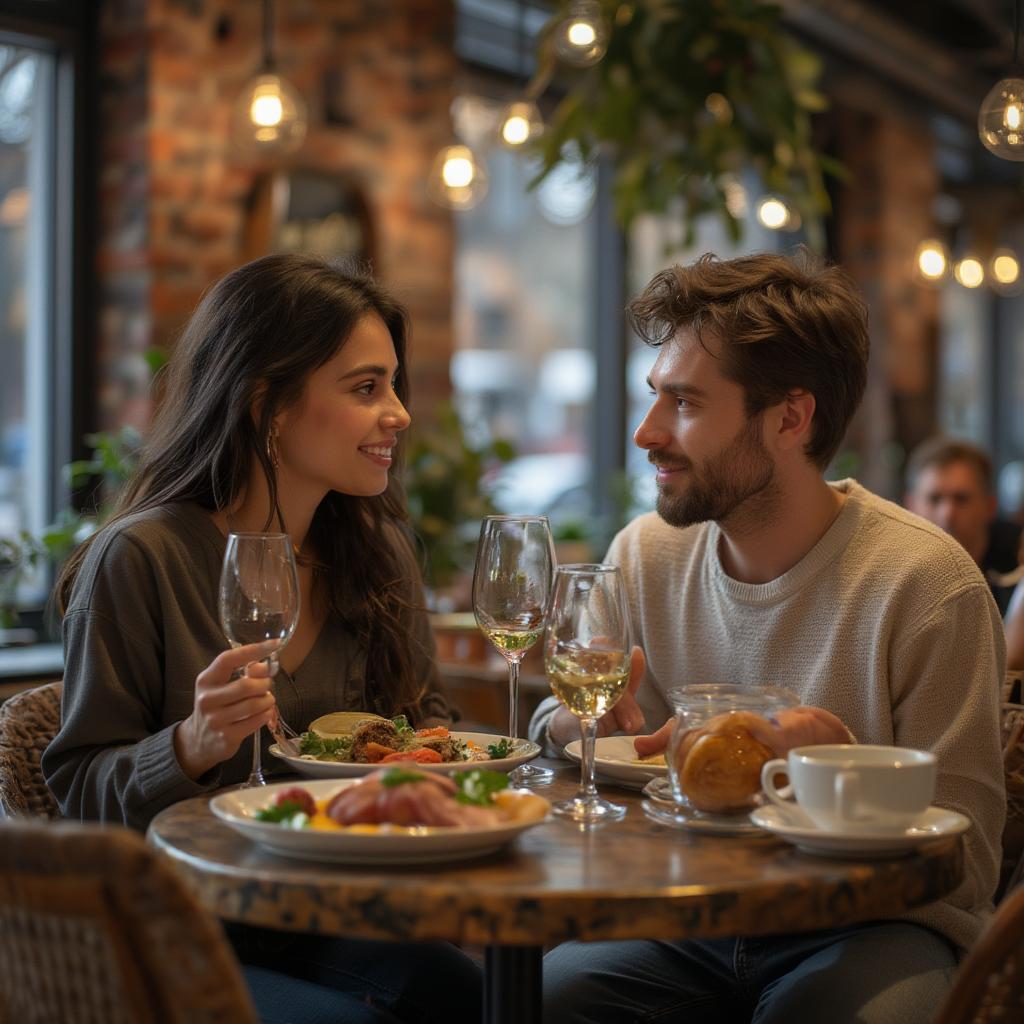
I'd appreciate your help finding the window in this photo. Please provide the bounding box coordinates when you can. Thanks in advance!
[0,7,89,628]
[0,40,58,607]
[453,140,599,534]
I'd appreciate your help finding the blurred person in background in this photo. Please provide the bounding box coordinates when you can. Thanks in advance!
[904,436,1021,616]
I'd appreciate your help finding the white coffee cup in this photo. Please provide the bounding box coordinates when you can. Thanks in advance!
[760,745,937,835]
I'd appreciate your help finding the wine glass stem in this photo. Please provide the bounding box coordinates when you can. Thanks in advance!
[507,657,520,741]
[578,716,599,800]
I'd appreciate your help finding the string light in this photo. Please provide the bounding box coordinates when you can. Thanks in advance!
[756,197,790,230]
[427,144,488,210]
[915,240,948,282]
[992,249,1022,290]
[553,1,608,68]
[499,100,544,148]
[953,256,985,289]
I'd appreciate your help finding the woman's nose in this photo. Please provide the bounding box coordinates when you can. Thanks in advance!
[383,395,411,432]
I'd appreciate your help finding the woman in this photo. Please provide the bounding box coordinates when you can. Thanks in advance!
[43,253,482,1023]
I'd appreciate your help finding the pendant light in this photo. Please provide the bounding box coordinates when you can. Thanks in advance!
[499,2,544,150]
[979,0,1024,161]
[232,0,308,157]
[427,144,489,210]
[553,0,608,69]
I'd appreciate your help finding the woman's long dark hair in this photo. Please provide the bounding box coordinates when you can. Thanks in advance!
[57,253,428,716]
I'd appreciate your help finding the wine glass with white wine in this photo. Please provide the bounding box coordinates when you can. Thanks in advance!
[545,563,631,822]
[219,532,300,788]
[472,515,556,786]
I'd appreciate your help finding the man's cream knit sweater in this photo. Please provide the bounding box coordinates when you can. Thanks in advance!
[531,480,1006,951]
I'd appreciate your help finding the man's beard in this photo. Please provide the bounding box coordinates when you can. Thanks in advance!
[652,414,776,529]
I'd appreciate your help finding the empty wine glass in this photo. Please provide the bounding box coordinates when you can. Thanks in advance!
[472,515,556,786]
[545,564,631,822]
[219,532,300,788]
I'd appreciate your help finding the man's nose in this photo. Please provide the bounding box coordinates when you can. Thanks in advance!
[634,405,667,450]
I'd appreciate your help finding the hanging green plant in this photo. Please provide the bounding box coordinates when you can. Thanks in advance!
[532,0,843,244]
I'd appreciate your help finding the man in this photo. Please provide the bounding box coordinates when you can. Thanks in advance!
[530,252,1005,1024]
[904,436,1021,615]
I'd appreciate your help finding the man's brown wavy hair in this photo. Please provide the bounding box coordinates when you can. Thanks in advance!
[627,250,870,469]
[56,253,431,719]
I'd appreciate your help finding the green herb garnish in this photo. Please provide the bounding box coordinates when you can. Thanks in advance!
[380,768,428,787]
[391,715,414,737]
[487,738,512,760]
[455,769,508,806]
[254,800,307,824]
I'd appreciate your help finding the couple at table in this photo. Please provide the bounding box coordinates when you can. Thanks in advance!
[43,249,1004,1024]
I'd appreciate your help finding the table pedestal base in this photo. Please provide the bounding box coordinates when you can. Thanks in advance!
[485,945,542,1024]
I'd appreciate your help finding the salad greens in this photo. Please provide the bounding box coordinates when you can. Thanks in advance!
[487,738,512,760]
[298,733,352,759]
[380,768,429,787]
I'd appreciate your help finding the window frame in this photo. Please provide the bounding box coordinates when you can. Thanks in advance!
[0,2,97,622]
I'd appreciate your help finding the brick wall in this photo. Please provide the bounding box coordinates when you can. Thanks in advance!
[95,0,456,431]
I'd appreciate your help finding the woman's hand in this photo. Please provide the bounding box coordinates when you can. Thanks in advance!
[549,647,647,751]
[173,640,279,781]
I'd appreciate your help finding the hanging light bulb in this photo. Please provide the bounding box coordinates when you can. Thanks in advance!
[427,144,488,210]
[979,78,1024,160]
[499,100,544,148]
[915,239,949,282]
[756,197,791,230]
[953,256,985,289]
[232,0,307,156]
[553,0,609,68]
[992,248,1021,290]
[979,0,1024,160]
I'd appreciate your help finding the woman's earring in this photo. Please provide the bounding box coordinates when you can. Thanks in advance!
[266,428,281,469]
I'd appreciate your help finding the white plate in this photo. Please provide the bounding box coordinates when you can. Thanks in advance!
[749,804,971,859]
[269,732,541,779]
[210,778,548,864]
[564,736,668,788]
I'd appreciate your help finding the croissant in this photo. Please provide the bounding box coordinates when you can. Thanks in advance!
[675,711,775,813]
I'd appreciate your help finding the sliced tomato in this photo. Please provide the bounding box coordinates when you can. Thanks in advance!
[381,748,444,764]
[363,742,398,763]
[414,726,450,738]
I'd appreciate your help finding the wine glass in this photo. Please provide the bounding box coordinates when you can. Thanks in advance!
[545,564,631,822]
[472,515,556,786]
[219,532,300,788]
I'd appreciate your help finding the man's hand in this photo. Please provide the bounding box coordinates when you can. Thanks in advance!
[549,646,647,751]
[633,704,853,760]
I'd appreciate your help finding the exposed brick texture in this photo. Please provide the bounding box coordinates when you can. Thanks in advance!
[95,0,456,432]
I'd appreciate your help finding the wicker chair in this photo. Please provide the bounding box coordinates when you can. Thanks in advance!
[0,680,63,818]
[0,817,257,1023]
[934,883,1024,1024]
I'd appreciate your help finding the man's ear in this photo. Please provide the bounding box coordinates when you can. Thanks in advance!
[772,389,816,453]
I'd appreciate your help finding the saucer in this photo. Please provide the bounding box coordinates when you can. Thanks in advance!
[641,778,766,836]
[748,804,971,858]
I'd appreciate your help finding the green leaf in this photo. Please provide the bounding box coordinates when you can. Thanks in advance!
[487,738,512,760]
[454,768,509,806]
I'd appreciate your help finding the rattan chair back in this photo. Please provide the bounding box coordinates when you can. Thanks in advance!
[0,817,257,1023]
[934,883,1024,1024]
[0,680,63,818]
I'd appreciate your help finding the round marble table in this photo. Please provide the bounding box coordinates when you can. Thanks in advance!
[148,761,964,1024]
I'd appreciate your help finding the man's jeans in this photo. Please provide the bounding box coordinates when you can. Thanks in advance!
[226,924,483,1024]
[543,922,958,1024]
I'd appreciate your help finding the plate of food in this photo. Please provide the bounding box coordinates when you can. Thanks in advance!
[269,712,541,778]
[210,768,551,864]
[563,735,667,788]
